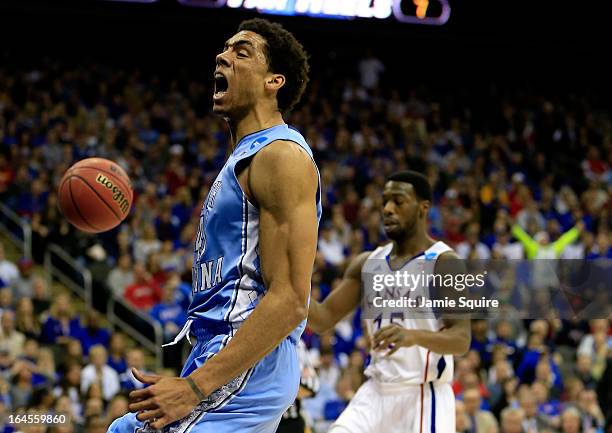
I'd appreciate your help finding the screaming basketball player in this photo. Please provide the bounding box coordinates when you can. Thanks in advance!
[109,18,321,433]
[308,170,470,433]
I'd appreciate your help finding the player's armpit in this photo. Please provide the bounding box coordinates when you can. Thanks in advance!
[189,140,319,396]
[307,251,369,334]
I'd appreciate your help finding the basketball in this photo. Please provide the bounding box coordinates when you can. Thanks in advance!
[58,157,133,233]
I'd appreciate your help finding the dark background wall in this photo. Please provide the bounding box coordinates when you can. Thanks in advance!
[0,0,609,96]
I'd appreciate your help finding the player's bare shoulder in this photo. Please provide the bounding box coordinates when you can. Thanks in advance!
[345,250,372,280]
[248,139,318,206]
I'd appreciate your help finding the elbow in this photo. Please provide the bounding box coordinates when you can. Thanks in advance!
[284,289,309,328]
[454,339,471,356]
[453,331,471,356]
[307,316,330,335]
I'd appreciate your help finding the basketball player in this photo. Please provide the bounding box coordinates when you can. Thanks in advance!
[308,170,471,433]
[109,19,320,432]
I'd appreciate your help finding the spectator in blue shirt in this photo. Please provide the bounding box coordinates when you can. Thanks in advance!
[78,310,111,357]
[119,348,149,392]
[40,293,82,345]
[150,274,187,342]
[107,333,128,375]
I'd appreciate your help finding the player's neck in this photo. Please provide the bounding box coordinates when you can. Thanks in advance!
[393,231,435,259]
[228,107,284,150]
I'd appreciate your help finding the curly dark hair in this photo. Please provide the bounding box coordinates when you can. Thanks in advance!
[237,18,309,113]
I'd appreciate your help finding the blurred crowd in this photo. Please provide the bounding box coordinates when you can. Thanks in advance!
[0,50,610,433]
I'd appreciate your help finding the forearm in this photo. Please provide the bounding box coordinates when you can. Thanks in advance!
[412,325,470,355]
[307,301,336,334]
[189,288,306,395]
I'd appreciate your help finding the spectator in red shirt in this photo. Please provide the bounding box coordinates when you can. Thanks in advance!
[123,262,161,311]
[0,154,14,199]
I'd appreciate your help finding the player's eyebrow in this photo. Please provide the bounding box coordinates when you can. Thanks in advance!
[224,39,256,51]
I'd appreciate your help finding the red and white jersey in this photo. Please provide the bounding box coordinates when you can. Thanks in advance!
[362,241,454,386]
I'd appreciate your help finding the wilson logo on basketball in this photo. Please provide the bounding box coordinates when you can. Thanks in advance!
[95,174,130,214]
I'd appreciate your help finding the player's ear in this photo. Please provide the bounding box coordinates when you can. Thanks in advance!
[265,73,285,92]
[419,200,431,218]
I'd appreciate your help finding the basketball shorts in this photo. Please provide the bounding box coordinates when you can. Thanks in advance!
[107,336,299,433]
[328,379,455,433]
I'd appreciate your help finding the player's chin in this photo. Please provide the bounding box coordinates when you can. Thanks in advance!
[212,102,230,116]
[383,227,404,240]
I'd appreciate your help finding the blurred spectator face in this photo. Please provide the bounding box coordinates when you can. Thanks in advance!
[86,311,103,329]
[108,395,129,420]
[494,360,512,382]
[519,392,538,418]
[565,377,585,402]
[471,320,488,338]
[110,333,126,355]
[54,395,73,416]
[462,373,480,392]
[560,408,581,433]
[89,345,108,368]
[578,389,598,412]
[0,287,12,308]
[142,223,157,241]
[576,354,592,375]
[37,348,55,373]
[496,320,513,340]
[455,400,470,433]
[86,415,109,433]
[126,348,145,369]
[53,425,75,433]
[463,388,481,415]
[1,310,15,333]
[66,363,82,386]
[163,274,180,302]
[54,293,72,317]
[87,382,104,400]
[531,381,549,404]
[23,338,39,359]
[66,338,83,360]
[535,359,552,382]
[16,297,34,316]
[534,231,550,246]
[466,350,481,370]
[589,319,609,334]
[16,362,34,382]
[84,397,104,418]
[118,254,132,271]
[501,409,525,433]
[530,320,549,338]
[31,277,49,299]
[465,223,480,244]
[133,263,148,283]
[527,333,544,350]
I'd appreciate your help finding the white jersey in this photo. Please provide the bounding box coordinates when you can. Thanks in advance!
[362,241,454,386]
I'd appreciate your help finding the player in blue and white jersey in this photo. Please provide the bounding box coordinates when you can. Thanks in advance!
[109,18,320,433]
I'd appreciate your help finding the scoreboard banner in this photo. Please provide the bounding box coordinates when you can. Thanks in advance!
[104,0,451,25]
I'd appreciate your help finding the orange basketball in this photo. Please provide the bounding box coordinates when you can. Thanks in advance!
[58,157,134,233]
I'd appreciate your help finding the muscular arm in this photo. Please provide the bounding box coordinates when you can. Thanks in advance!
[307,251,370,334]
[374,251,471,356]
[190,140,319,395]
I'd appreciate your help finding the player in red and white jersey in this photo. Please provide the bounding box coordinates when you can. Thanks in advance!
[308,170,471,433]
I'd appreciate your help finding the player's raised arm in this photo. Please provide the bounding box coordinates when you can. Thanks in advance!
[189,139,319,394]
[307,251,369,333]
[373,251,471,356]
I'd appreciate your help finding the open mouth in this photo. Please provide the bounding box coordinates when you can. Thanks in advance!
[214,73,229,100]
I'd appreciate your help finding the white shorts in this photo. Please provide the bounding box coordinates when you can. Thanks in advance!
[329,380,455,433]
